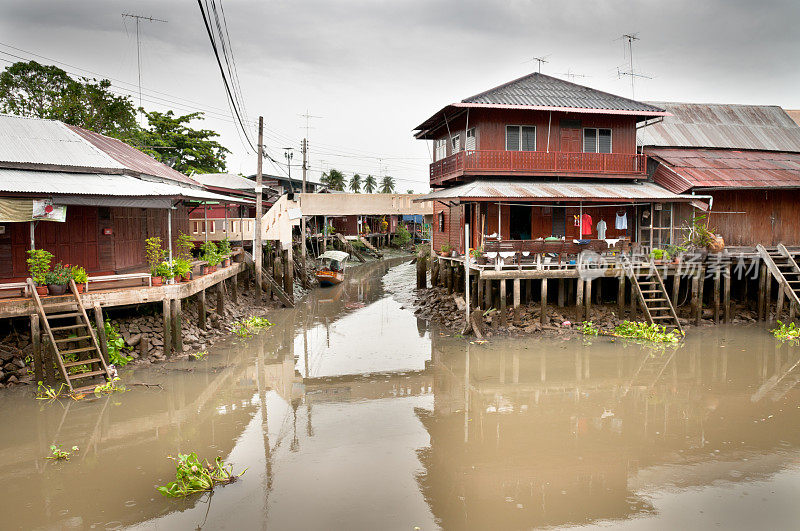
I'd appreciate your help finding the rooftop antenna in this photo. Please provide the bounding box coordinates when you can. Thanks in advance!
[616,33,651,99]
[298,110,323,141]
[121,13,167,123]
[556,68,590,82]
[523,54,551,73]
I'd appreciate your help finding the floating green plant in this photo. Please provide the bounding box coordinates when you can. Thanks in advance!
[772,321,800,343]
[46,444,78,461]
[157,453,245,498]
[579,321,600,336]
[612,321,682,343]
[232,316,274,338]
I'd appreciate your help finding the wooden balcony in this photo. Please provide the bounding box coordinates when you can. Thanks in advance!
[429,150,648,185]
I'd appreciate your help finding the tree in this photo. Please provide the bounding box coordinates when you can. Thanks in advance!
[406,189,414,194]
[379,175,396,193]
[0,60,137,137]
[321,168,346,191]
[129,110,229,175]
[349,173,362,193]
[363,174,377,193]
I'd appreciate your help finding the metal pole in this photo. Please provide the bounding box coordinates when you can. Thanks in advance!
[167,205,173,264]
[255,116,264,291]
[203,203,208,242]
[465,223,470,325]
[301,138,307,266]
[579,201,583,239]
[29,221,35,250]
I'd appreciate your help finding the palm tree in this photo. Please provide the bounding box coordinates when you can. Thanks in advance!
[363,174,377,193]
[379,175,395,193]
[349,173,362,193]
[321,168,346,191]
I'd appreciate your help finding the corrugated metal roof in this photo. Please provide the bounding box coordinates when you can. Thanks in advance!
[0,168,250,203]
[194,173,256,191]
[648,147,800,193]
[462,73,665,113]
[639,103,800,152]
[418,179,687,202]
[0,114,123,169]
[66,124,199,186]
[786,109,800,127]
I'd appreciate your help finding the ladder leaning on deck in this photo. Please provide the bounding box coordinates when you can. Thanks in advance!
[242,251,294,308]
[621,255,683,333]
[335,233,366,262]
[27,278,112,393]
[756,244,800,315]
[358,236,383,258]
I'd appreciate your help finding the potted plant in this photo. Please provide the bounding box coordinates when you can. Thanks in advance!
[206,249,222,272]
[71,265,88,293]
[649,248,671,264]
[470,246,486,265]
[176,232,195,262]
[200,241,218,274]
[218,238,232,266]
[153,261,173,286]
[440,243,452,257]
[145,236,165,281]
[26,249,53,296]
[172,258,192,282]
[45,262,71,296]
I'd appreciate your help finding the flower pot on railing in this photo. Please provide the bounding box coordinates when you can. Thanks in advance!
[222,258,231,267]
[152,276,163,287]
[182,273,192,282]
[47,284,67,296]
[75,283,86,294]
[35,285,48,297]
[201,266,209,276]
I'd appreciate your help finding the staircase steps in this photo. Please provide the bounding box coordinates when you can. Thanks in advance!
[757,244,800,314]
[621,255,683,333]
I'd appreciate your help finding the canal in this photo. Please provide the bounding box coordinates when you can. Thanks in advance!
[0,259,799,529]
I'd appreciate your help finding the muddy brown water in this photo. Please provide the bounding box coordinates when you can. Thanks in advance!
[1,258,799,530]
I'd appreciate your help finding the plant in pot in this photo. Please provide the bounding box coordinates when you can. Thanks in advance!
[71,265,88,293]
[145,237,165,284]
[200,241,218,274]
[45,262,71,296]
[26,249,53,296]
[649,248,671,264]
[470,246,486,265]
[217,238,232,266]
[440,243,452,257]
[176,231,195,262]
[172,258,192,282]
[155,261,174,284]
[206,248,222,272]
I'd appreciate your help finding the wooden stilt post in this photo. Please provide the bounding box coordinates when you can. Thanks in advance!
[618,277,626,316]
[162,298,172,355]
[790,301,797,324]
[513,278,521,325]
[477,275,484,309]
[765,272,773,323]
[499,280,507,327]
[284,247,294,302]
[231,273,239,303]
[776,283,785,324]
[691,272,700,325]
[629,278,636,318]
[484,279,492,310]
[584,278,592,319]
[171,298,183,354]
[216,283,225,328]
[594,278,602,305]
[723,264,731,324]
[92,303,109,365]
[696,267,706,325]
[758,262,767,321]
[576,279,584,322]
[540,278,548,325]
[30,314,42,384]
[198,289,207,330]
[558,278,565,307]
[672,272,680,308]
[525,279,532,304]
[713,269,721,324]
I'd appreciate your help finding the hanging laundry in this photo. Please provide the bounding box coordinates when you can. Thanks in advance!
[615,211,628,230]
[581,213,592,236]
[596,219,607,239]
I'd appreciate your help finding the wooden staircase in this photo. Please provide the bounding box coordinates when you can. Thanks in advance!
[27,279,112,393]
[335,234,366,262]
[243,251,294,307]
[757,244,800,313]
[622,351,676,397]
[358,236,383,258]
[621,255,683,333]
[751,355,800,402]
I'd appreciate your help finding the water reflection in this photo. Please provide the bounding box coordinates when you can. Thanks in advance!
[0,259,798,530]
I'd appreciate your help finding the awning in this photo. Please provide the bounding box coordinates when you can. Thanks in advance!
[0,168,253,206]
[415,179,710,209]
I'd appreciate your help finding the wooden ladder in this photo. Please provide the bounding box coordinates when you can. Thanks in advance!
[358,236,383,258]
[27,279,112,393]
[621,255,683,333]
[335,233,366,262]
[757,244,800,312]
[243,251,294,308]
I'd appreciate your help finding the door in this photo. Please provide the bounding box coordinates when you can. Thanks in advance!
[560,127,581,152]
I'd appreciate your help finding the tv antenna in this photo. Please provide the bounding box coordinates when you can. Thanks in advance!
[523,54,551,73]
[616,33,651,99]
[121,13,167,121]
[298,110,323,140]
[557,69,589,81]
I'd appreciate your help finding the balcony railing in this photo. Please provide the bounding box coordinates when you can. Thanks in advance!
[430,150,647,183]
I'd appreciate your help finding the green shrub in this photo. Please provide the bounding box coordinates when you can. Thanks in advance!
[172,258,192,278]
[217,237,231,256]
[70,265,88,284]
[26,249,53,285]
[145,237,165,276]
[155,262,174,279]
[772,321,800,343]
[200,241,219,266]
[157,452,244,498]
[103,320,132,367]
[392,224,412,247]
[441,243,453,255]
[580,321,600,336]
[176,232,194,262]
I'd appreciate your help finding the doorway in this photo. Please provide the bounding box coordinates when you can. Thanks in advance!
[509,205,531,240]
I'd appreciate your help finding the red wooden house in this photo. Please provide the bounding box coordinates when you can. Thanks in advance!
[414,73,702,254]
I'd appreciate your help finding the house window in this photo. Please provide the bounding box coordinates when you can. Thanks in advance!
[506,125,536,151]
[466,128,476,150]
[583,128,612,153]
[435,139,447,160]
[451,134,461,154]
[438,211,445,232]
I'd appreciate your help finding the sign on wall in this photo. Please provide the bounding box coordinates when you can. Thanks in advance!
[32,199,67,222]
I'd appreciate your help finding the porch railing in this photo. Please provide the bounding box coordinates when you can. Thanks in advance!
[430,150,647,183]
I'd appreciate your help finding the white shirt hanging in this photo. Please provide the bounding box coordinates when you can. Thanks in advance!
[615,212,628,230]
[596,219,607,239]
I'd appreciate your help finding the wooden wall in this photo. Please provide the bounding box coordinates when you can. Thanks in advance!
[433,109,639,160]
[433,202,464,254]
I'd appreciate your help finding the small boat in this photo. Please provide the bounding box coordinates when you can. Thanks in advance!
[316,250,349,286]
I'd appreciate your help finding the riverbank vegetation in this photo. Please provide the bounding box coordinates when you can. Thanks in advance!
[232,316,273,338]
[157,453,245,498]
[772,321,800,343]
[580,320,682,343]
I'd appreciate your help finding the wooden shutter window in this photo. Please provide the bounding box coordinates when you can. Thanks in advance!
[583,128,597,153]
[506,126,520,151]
[521,126,536,151]
[598,129,612,153]
[465,128,476,150]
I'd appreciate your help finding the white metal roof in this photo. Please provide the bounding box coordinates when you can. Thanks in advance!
[194,173,256,190]
[418,180,691,202]
[0,114,123,169]
[0,168,251,203]
[319,250,350,262]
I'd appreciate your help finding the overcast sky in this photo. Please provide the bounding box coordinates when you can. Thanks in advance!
[1,0,798,191]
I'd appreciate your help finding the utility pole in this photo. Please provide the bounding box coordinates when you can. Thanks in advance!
[255,116,264,297]
[121,13,167,122]
[301,138,308,280]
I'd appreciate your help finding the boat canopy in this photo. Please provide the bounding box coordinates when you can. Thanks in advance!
[318,250,350,262]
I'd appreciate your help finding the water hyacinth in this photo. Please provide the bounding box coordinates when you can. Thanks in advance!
[157,452,245,498]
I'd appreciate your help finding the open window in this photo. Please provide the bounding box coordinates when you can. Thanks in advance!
[451,134,461,154]
[465,128,476,150]
[435,139,447,161]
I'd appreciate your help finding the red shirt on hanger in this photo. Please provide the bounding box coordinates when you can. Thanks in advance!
[581,214,592,236]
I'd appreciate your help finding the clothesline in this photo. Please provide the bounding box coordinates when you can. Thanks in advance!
[487,201,650,208]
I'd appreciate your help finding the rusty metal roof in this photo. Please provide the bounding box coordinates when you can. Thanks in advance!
[66,124,199,186]
[0,114,124,169]
[639,103,800,152]
[648,147,800,193]
[418,179,689,202]
[786,109,800,127]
